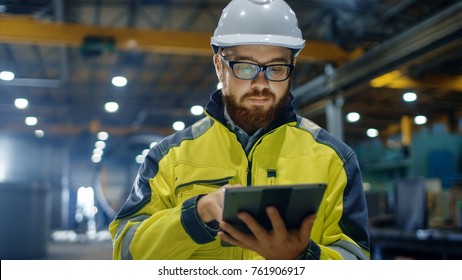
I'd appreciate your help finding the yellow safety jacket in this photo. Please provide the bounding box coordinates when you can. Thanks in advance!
[109,90,370,260]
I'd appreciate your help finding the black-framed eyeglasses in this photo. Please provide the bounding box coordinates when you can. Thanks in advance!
[220,54,294,82]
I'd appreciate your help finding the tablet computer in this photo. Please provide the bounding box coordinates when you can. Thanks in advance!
[221,183,326,246]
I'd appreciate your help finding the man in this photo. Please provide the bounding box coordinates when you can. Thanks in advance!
[109,0,370,260]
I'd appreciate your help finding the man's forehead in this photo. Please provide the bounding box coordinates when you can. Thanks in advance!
[223,45,293,59]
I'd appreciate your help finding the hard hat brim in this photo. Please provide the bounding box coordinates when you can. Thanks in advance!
[211,34,305,53]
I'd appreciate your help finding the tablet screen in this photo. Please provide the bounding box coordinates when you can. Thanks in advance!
[221,183,326,246]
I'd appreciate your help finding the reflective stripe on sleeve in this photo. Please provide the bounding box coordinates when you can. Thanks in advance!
[328,240,370,260]
[114,214,151,260]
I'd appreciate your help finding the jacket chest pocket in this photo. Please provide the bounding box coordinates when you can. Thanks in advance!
[253,156,330,186]
[173,163,237,204]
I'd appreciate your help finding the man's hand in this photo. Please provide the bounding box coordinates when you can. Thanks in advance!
[196,184,242,223]
[218,206,316,259]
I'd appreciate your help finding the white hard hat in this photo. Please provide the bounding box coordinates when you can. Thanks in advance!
[211,0,305,56]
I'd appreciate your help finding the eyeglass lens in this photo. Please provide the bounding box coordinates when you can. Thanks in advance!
[233,63,290,81]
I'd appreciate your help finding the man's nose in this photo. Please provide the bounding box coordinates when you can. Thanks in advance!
[250,69,269,90]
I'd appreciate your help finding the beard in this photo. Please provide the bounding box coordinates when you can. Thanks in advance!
[222,87,289,135]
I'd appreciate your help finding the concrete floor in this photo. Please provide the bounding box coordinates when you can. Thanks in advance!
[38,230,113,260]
[1,231,114,260]
[40,239,113,260]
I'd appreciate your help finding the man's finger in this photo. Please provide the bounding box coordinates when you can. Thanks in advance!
[299,214,316,241]
[219,220,254,245]
[237,211,269,240]
[218,231,238,246]
[266,206,287,234]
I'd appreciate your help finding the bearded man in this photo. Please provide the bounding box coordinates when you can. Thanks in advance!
[109,0,370,260]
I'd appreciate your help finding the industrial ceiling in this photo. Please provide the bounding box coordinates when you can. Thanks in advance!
[1,0,461,164]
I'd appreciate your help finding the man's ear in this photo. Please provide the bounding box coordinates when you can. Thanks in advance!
[213,54,222,82]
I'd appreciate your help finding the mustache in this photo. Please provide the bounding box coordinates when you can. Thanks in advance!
[240,89,276,101]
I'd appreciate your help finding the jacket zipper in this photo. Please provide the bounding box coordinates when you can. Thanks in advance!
[246,161,252,186]
[246,127,283,187]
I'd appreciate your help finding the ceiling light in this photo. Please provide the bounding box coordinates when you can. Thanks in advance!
[97,131,109,141]
[366,128,379,138]
[150,142,158,149]
[91,154,102,163]
[135,154,145,164]
[105,102,119,113]
[403,92,417,102]
[190,105,204,116]
[95,141,106,149]
[14,98,28,109]
[172,121,185,131]
[25,117,38,126]
[112,76,127,87]
[0,71,14,81]
[93,148,104,156]
[414,115,427,125]
[346,112,360,123]
[35,130,44,138]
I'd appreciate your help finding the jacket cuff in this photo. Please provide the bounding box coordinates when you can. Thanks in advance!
[296,239,321,260]
[181,195,218,244]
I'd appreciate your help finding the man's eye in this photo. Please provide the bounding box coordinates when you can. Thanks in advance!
[237,64,255,74]
[269,66,284,74]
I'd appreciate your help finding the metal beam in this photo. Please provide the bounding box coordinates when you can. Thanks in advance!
[0,14,355,63]
[370,72,462,92]
[325,96,344,140]
[294,1,462,105]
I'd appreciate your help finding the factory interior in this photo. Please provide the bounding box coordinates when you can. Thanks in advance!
[0,0,462,260]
